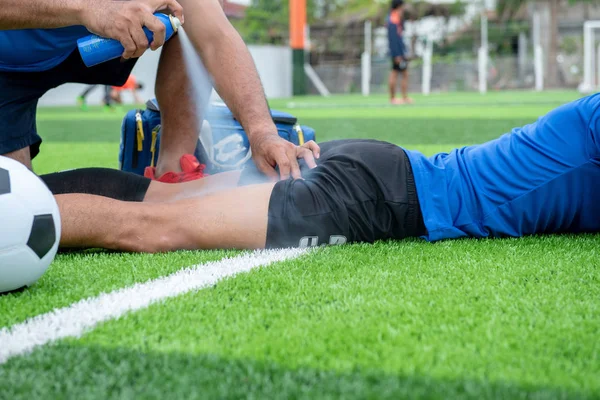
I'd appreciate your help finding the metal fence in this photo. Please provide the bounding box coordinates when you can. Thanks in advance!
[307,51,583,95]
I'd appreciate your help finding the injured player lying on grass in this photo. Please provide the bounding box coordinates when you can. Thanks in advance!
[41,94,600,252]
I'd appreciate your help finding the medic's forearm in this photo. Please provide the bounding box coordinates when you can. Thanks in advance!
[0,0,85,30]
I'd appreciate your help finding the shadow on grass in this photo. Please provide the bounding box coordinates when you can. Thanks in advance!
[0,286,27,297]
[1,343,595,399]
[57,247,127,255]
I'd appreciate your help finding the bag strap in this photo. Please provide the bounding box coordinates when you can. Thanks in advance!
[145,99,297,125]
[272,116,297,125]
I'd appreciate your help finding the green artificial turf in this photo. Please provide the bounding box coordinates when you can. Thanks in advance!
[0,250,237,329]
[2,90,599,399]
[268,90,584,107]
[2,237,599,399]
[33,143,119,173]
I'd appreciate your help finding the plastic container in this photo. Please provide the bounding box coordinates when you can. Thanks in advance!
[77,13,181,67]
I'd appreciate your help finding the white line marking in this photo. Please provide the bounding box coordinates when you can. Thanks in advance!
[0,248,307,365]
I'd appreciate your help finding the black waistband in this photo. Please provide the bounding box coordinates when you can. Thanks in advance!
[402,150,427,238]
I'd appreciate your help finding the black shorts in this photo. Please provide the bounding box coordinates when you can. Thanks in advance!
[0,50,137,158]
[252,139,427,248]
[392,57,408,72]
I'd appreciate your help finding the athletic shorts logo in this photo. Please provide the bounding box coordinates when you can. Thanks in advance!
[299,236,319,248]
[328,235,347,245]
[299,235,347,248]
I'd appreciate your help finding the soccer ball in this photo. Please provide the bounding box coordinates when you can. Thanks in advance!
[0,156,61,293]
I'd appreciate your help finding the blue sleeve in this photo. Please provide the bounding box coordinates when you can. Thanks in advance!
[387,23,404,57]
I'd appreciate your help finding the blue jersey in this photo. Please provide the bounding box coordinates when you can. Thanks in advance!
[0,26,88,72]
[386,10,405,57]
[405,94,600,241]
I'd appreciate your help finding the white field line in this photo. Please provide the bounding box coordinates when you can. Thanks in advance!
[0,248,307,365]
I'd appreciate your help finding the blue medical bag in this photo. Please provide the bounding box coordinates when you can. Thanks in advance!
[119,99,316,175]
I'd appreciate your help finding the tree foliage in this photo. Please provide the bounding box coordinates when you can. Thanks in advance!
[234,0,468,45]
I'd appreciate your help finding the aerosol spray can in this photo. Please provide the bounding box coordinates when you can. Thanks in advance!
[77,13,181,67]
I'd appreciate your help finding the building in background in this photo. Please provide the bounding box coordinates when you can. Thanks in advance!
[528,1,600,88]
[223,0,247,20]
[303,0,600,94]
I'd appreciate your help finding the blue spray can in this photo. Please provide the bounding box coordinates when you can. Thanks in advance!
[77,13,181,67]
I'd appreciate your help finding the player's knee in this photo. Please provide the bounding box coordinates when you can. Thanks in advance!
[145,233,177,253]
[120,225,177,254]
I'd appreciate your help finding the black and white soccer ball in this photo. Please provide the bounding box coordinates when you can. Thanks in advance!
[0,156,61,293]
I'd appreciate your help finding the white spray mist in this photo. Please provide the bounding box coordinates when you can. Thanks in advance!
[176,28,265,196]
[176,27,271,195]
[177,27,214,130]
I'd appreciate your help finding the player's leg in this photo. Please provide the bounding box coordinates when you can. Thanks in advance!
[143,170,243,202]
[78,85,97,108]
[388,61,399,103]
[105,86,116,106]
[41,167,243,204]
[2,147,32,169]
[133,84,144,104]
[77,85,96,110]
[46,140,425,252]
[79,85,97,98]
[462,94,600,237]
[400,67,412,104]
[41,166,269,251]
[60,49,137,103]
[55,181,275,252]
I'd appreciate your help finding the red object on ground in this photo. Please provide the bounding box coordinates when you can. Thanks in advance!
[144,154,208,183]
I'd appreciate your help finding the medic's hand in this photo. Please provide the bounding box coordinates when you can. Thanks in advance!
[251,134,320,181]
[295,141,320,170]
[81,0,184,60]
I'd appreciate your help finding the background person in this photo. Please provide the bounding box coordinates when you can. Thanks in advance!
[77,85,112,111]
[110,74,144,105]
[387,0,413,105]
